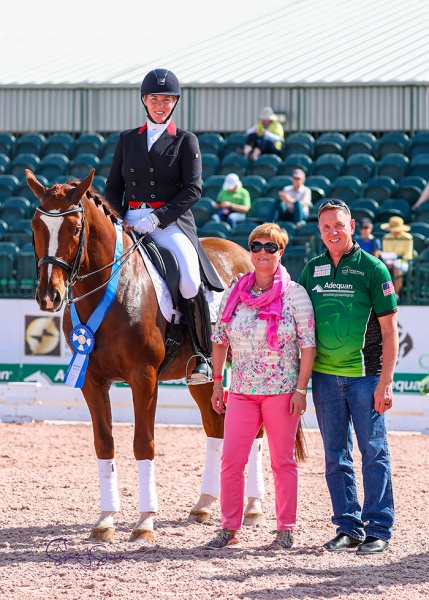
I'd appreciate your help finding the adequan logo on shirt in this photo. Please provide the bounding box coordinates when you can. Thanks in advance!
[314,264,331,277]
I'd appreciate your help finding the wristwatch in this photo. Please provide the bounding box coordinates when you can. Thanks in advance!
[295,388,307,396]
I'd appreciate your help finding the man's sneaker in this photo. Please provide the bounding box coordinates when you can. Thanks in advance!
[206,529,241,550]
[267,530,295,550]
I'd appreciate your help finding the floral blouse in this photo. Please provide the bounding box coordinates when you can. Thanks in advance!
[212,281,316,395]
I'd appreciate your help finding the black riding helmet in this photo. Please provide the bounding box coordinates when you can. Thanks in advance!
[140,68,181,124]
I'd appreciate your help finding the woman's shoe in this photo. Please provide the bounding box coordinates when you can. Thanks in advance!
[206,528,241,550]
[267,529,295,550]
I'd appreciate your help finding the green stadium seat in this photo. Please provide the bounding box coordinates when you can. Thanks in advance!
[97,154,113,178]
[266,176,293,199]
[363,176,397,202]
[45,133,74,157]
[10,153,41,180]
[249,154,282,180]
[378,153,409,181]
[279,154,313,177]
[393,176,427,204]
[246,197,278,224]
[345,132,377,157]
[377,199,411,223]
[101,132,120,157]
[220,133,247,159]
[329,176,363,202]
[218,152,248,178]
[344,154,376,182]
[202,175,226,201]
[0,133,17,158]
[409,132,429,158]
[73,133,105,157]
[92,176,107,194]
[284,132,315,158]
[377,132,410,158]
[409,154,429,179]
[38,153,70,182]
[16,133,47,157]
[198,133,224,156]
[201,153,220,179]
[312,154,344,180]
[199,220,231,238]
[315,132,346,157]
[68,153,100,179]
[0,154,11,175]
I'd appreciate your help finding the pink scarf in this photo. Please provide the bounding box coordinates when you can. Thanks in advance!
[221,264,291,352]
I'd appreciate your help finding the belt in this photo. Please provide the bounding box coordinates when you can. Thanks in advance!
[128,201,165,210]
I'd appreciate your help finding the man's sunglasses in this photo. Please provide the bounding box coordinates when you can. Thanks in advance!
[318,199,351,216]
[249,241,280,254]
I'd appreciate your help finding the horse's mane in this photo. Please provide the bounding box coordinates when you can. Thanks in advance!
[64,178,122,225]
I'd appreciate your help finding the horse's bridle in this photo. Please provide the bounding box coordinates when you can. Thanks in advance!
[35,204,87,288]
[34,202,143,305]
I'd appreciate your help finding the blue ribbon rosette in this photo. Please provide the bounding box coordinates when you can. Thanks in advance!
[64,223,123,388]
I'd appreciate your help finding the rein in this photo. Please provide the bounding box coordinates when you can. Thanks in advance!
[35,203,144,305]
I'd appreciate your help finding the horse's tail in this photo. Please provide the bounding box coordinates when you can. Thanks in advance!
[295,421,307,464]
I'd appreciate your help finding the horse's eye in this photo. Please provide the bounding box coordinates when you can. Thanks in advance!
[74,226,81,237]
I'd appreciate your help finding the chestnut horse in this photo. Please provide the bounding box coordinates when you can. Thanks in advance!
[26,169,275,544]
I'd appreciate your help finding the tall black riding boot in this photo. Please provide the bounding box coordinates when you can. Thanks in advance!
[182,285,213,385]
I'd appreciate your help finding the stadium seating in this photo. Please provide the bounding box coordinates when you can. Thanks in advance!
[279,154,313,177]
[38,153,70,182]
[10,153,41,179]
[265,176,293,199]
[312,154,344,180]
[201,153,220,179]
[315,132,346,157]
[378,153,409,181]
[284,132,315,157]
[345,132,377,157]
[101,132,120,157]
[343,154,376,182]
[363,176,397,202]
[218,152,248,178]
[16,133,47,157]
[377,199,411,223]
[0,175,20,202]
[198,220,231,238]
[246,197,279,224]
[0,133,17,157]
[409,132,429,158]
[45,133,75,157]
[377,132,410,158]
[68,153,100,179]
[73,133,105,157]
[241,175,267,202]
[409,154,429,179]
[220,133,247,159]
[329,176,363,202]
[198,133,224,156]
[249,154,282,180]
[202,175,225,200]
[0,154,11,174]
[393,176,426,205]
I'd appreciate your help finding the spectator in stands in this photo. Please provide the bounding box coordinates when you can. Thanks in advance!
[412,182,429,212]
[243,107,284,160]
[355,218,381,258]
[214,173,251,229]
[277,169,312,225]
[380,216,414,297]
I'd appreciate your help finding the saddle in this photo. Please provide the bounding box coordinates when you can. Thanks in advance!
[139,234,184,375]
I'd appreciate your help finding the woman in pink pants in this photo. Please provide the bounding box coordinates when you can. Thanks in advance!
[205,223,316,551]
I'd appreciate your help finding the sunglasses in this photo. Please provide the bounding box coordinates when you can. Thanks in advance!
[318,199,351,216]
[249,241,280,254]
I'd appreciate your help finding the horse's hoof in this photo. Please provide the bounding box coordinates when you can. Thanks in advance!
[243,512,266,527]
[188,509,212,523]
[89,527,115,543]
[128,529,156,544]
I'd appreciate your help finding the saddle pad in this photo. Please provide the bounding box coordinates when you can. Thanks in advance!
[133,234,225,324]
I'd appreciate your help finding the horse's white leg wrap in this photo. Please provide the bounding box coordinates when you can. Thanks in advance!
[97,458,120,512]
[201,437,223,498]
[137,459,158,513]
[246,438,265,499]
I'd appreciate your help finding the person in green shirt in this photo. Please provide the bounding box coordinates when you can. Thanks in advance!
[215,173,251,229]
[298,199,398,556]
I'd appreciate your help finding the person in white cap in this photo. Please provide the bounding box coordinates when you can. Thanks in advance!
[243,107,284,160]
[214,173,251,229]
[380,216,414,297]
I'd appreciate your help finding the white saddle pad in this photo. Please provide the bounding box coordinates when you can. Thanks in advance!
[133,235,224,324]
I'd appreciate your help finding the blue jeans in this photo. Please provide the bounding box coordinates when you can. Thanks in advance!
[312,371,395,542]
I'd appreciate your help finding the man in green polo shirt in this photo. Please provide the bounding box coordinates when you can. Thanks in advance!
[299,199,398,555]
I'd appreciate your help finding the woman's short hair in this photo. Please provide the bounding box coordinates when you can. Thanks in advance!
[248,222,288,249]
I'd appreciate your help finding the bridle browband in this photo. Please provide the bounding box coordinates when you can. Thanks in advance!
[34,202,143,305]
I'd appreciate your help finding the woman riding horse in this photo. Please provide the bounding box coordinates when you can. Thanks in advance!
[105,68,220,384]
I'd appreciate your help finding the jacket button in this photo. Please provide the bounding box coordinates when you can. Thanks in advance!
[150,168,154,172]
[132,181,136,186]
[131,195,136,199]
[130,168,135,173]
[151,194,155,199]
[150,181,155,185]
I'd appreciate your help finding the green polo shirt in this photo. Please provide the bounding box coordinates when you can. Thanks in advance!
[298,243,397,377]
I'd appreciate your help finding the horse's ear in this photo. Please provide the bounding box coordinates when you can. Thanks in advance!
[71,169,95,202]
[25,169,47,201]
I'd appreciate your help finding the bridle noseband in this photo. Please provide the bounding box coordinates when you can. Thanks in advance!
[35,204,86,287]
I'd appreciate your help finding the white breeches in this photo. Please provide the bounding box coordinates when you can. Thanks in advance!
[125,208,201,299]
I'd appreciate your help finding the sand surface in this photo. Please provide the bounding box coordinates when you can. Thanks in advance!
[0,421,428,599]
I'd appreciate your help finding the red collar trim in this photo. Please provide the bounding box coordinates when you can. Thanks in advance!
[138,121,177,135]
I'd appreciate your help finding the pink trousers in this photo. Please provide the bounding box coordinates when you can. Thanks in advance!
[221,392,300,531]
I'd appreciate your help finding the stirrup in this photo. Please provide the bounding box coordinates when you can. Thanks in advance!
[186,353,213,386]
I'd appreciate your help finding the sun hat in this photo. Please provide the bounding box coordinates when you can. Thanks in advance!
[259,106,278,121]
[380,216,411,232]
[223,173,240,190]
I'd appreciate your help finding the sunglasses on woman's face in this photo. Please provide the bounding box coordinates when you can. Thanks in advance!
[249,241,280,254]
